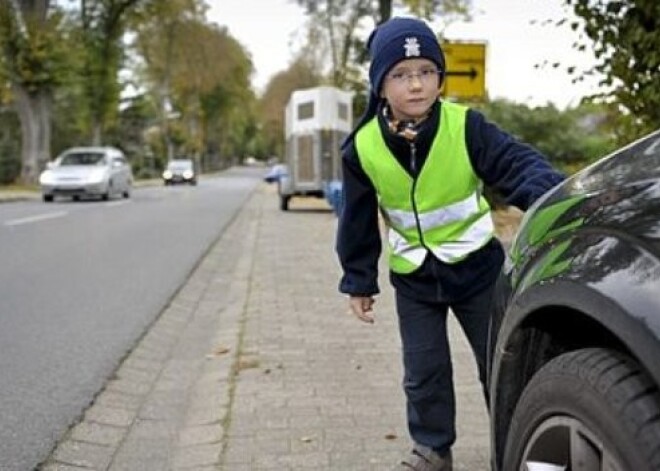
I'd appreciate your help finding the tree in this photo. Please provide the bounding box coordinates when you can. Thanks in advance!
[129,0,207,162]
[564,0,660,140]
[0,105,21,184]
[131,2,255,170]
[0,0,146,183]
[189,25,255,169]
[258,58,323,158]
[0,0,67,183]
[475,98,616,173]
[77,0,143,144]
[295,0,472,88]
[294,0,372,89]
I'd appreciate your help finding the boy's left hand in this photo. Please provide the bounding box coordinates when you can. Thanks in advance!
[349,296,375,324]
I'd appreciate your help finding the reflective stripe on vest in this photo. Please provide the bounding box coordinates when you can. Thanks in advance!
[355,101,494,273]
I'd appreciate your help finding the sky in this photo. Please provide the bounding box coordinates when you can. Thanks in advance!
[207,0,602,109]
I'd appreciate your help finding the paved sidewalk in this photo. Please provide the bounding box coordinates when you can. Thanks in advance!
[41,183,489,471]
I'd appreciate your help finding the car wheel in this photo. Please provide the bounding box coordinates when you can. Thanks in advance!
[502,348,660,471]
[280,195,290,211]
[43,194,54,202]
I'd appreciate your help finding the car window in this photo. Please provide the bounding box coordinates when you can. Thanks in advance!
[168,160,193,170]
[60,152,106,166]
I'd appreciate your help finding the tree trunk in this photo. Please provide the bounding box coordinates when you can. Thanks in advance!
[92,123,102,146]
[13,84,52,184]
[378,0,391,23]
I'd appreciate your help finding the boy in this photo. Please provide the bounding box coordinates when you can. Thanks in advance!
[335,16,564,471]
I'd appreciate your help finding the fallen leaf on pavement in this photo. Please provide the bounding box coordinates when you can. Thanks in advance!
[206,346,230,358]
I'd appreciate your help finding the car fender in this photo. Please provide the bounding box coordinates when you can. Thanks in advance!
[489,231,660,468]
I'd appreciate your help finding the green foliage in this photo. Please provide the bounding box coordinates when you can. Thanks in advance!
[0,0,264,185]
[0,6,71,93]
[77,0,143,141]
[0,149,20,184]
[0,108,20,184]
[401,0,472,23]
[474,99,617,174]
[565,0,660,140]
[258,59,324,159]
[50,18,94,148]
[130,2,257,170]
[111,94,161,177]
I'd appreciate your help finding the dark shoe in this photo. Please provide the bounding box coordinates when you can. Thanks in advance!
[395,445,452,471]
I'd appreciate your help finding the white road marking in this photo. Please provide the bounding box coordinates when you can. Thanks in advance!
[4,211,68,227]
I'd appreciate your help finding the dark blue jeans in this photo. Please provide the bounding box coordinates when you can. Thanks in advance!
[395,282,495,455]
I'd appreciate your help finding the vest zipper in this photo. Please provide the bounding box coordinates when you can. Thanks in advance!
[409,141,426,248]
[410,142,417,174]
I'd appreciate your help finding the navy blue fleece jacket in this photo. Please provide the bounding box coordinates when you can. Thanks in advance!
[336,100,565,303]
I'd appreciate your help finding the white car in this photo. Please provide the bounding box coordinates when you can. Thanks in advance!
[39,147,133,202]
[162,159,197,185]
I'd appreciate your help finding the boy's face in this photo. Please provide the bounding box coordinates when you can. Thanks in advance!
[380,58,441,121]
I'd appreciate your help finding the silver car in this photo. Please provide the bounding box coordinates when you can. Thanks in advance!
[39,147,133,202]
[162,159,197,185]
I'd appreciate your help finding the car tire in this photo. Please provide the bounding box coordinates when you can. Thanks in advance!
[502,348,660,471]
[280,195,290,211]
[43,194,54,202]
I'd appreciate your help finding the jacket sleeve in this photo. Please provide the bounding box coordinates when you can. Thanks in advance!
[466,109,566,211]
[335,141,382,296]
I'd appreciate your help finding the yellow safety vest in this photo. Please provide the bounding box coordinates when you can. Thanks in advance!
[355,101,494,273]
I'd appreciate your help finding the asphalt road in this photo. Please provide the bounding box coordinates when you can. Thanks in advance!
[0,167,263,471]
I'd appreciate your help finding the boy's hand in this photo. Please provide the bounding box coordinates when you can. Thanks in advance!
[349,296,375,324]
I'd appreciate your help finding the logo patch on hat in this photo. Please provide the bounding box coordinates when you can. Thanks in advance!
[404,37,421,57]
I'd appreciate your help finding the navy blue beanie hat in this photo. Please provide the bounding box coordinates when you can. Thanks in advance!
[342,17,445,150]
[368,17,445,97]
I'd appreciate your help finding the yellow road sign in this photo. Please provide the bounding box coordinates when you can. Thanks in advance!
[442,41,487,101]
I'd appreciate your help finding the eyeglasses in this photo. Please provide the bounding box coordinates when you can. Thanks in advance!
[387,67,441,85]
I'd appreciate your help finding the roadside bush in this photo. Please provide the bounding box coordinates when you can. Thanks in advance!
[474,99,617,175]
[0,144,21,184]
[0,108,21,184]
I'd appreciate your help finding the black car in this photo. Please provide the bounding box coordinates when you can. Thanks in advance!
[489,129,660,471]
[162,159,197,185]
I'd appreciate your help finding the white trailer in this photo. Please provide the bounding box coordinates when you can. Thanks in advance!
[278,86,353,212]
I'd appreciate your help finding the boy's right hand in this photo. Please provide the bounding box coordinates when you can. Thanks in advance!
[349,296,375,324]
